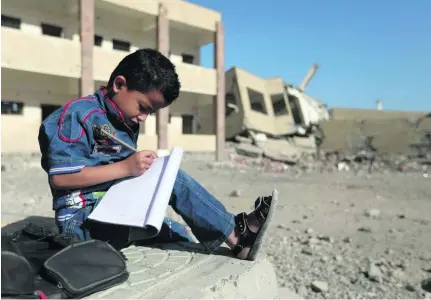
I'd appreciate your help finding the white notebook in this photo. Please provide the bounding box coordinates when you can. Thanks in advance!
[88,147,183,238]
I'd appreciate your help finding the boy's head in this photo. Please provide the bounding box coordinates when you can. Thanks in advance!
[106,48,181,125]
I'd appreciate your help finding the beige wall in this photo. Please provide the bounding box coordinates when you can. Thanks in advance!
[1,0,220,153]
[330,107,427,121]
[1,70,216,153]
[1,0,217,95]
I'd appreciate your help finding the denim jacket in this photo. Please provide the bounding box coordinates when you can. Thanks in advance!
[38,87,139,239]
[38,87,192,244]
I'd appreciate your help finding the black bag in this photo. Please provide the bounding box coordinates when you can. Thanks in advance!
[1,222,129,299]
[41,239,129,298]
[1,235,37,299]
[1,224,64,299]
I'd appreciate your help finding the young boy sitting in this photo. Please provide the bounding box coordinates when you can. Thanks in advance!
[38,48,277,261]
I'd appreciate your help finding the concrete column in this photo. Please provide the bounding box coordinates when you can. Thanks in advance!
[156,4,170,150]
[214,21,226,161]
[79,0,94,96]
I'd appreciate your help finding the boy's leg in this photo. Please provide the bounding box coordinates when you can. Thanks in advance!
[169,169,277,260]
[169,169,236,253]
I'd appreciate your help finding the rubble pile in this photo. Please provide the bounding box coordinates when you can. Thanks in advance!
[221,132,431,177]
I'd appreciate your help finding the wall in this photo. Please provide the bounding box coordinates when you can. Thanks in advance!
[1,70,216,153]
[1,0,220,153]
[1,0,217,95]
[320,117,431,155]
[330,107,427,121]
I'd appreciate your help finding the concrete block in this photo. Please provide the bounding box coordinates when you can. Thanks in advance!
[88,241,282,299]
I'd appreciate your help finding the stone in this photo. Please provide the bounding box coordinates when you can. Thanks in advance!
[235,143,263,158]
[367,263,383,283]
[305,228,314,235]
[334,255,343,262]
[296,285,309,297]
[229,189,242,197]
[406,283,417,292]
[320,256,329,263]
[277,224,290,230]
[319,235,334,243]
[1,164,6,172]
[234,136,253,144]
[301,248,313,255]
[358,226,373,233]
[385,248,394,255]
[422,265,431,273]
[422,278,431,293]
[343,237,352,243]
[310,281,329,293]
[388,268,405,281]
[364,208,381,218]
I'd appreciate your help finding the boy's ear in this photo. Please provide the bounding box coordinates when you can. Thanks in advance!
[112,76,127,93]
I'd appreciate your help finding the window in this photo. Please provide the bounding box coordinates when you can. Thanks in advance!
[288,95,304,125]
[181,54,194,64]
[271,93,288,116]
[113,39,130,52]
[41,23,63,37]
[1,15,21,29]
[225,92,237,116]
[94,35,103,46]
[226,92,236,105]
[182,115,195,134]
[41,104,61,121]
[247,88,267,114]
[1,101,24,115]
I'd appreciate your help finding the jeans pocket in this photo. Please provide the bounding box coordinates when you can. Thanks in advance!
[63,206,93,240]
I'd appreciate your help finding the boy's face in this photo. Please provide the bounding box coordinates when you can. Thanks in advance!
[111,76,167,126]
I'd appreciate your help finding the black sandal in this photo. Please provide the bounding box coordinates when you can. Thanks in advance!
[232,189,278,261]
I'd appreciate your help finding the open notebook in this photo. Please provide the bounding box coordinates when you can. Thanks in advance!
[88,147,183,238]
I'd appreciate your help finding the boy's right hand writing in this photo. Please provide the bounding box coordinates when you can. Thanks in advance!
[122,150,158,177]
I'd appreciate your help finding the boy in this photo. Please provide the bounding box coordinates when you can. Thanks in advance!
[38,49,277,261]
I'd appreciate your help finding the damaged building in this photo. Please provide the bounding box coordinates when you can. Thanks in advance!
[222,64,330,163]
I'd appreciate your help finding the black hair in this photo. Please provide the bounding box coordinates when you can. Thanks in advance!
[107,48,181,104]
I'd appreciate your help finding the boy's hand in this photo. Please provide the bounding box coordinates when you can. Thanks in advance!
[123,150,158,177]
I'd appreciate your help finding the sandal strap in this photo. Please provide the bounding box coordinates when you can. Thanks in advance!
[254,196,272,225]
[232,212,257,256]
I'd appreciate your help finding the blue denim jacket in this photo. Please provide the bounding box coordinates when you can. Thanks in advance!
[39,87,192,243]
[38,87,193,244]
[38,87,139,239]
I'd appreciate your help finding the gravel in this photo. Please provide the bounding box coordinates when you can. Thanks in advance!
[1,151,431,299]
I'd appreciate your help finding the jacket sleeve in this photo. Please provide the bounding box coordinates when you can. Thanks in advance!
[39,110,92,176]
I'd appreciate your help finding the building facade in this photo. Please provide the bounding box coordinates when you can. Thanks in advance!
[1,0,225,159]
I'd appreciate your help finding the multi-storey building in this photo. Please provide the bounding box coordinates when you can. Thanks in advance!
[1,0,225,159]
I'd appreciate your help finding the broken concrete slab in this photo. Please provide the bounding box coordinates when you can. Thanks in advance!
[88,241,284,299]
[235,143,263,158]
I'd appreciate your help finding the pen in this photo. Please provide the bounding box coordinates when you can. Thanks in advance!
[94,126,137,152]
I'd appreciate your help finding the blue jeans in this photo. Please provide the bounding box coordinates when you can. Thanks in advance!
[59,169,236,253]
[168,169,236,252]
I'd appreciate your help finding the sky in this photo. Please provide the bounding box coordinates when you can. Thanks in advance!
[189,0,431,112]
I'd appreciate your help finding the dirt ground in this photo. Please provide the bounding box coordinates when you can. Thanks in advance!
[1,152,430,299]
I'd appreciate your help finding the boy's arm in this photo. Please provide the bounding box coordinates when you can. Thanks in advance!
[50,150,157,189]
[50,162,129,189]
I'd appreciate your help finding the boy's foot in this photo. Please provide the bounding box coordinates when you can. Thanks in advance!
[232,189,278,261]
